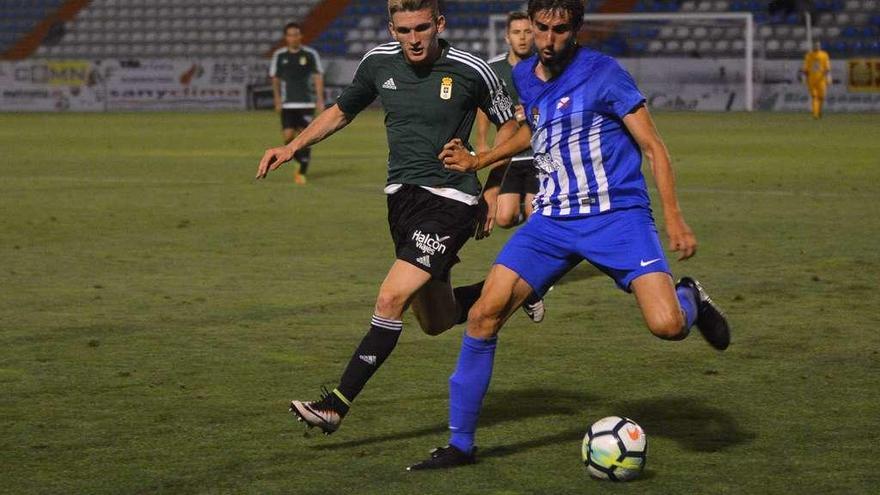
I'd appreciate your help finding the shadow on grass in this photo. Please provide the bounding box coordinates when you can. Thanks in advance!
[612,396,755,452]
[554,264,603,286]
[308,392,752,459]
[310,387,597,452]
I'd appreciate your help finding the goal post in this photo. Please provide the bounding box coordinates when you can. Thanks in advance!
[488,12,755,111]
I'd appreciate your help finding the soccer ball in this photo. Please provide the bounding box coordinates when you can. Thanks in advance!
[582,416,647,481]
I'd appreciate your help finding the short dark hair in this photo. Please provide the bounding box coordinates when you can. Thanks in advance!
[527,0,585,31]
[283,21,302,33]
[387,0,440,19]
[506,11,530,30]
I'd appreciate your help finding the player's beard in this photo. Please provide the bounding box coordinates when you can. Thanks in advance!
[539,39,577,74]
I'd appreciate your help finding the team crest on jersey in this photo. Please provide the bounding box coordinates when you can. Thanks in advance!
[440,77,453,100]
[299,55,307,66]
[531,106,540,127]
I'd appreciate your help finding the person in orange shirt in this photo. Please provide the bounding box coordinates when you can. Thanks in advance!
[801,41,831,119]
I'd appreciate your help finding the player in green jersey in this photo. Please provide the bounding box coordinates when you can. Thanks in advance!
[270,21,325,185]
[474,11,545,323]
[475,11,537,231]
[256,0,519,435]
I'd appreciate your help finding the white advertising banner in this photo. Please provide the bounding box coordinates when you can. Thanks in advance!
[0,58,271,112]
[101,58,258,110]
[0,59,104,111]
[2,57,879,112]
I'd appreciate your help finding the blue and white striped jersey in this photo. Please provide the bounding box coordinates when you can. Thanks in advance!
[512,47,649,217]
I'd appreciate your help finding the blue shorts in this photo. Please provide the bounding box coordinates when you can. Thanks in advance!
[495,207,671,295]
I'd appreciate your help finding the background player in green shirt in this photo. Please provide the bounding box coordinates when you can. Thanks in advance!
[474,11,545,323]
[256,0,519,435]
[475,11,537,231]
[270,21,325,185]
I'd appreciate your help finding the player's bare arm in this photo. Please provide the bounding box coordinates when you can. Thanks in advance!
[475,109,491,153]
[622,105,697,261]
[470,118,518,238]
[256,104,352,179]
[440,120,530,173]
[271,77,282,113]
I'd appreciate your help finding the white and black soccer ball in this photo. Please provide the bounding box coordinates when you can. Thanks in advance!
[582,416,647,481]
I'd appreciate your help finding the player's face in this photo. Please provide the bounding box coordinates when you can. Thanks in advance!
[285,27,302,49]
[506,19,534,58]
[532,10,577,67]
[389,8,445,66]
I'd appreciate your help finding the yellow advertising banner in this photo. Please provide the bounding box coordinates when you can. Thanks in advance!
[848,59,880,93]
[45,60,92,86]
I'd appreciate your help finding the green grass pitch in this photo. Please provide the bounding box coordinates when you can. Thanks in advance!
[1,110,879,494]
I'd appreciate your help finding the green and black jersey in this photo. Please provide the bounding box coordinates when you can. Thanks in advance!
[270,46,323,109]
[335,40,515,201]
[487,53,532,162]
[487,53,520,103]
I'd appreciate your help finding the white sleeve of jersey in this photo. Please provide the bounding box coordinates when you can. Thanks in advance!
[305,46,324,74]
[269,49,282,77]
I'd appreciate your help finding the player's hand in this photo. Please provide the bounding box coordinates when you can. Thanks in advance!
[439,138,479,172]
[514,104,526,123]
[474,187,499,240]
[665,215,697,261]
[256,146,295,179]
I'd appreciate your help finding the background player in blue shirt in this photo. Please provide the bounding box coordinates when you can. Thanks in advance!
[408,0,731,470]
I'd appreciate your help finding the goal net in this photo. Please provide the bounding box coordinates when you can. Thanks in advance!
[488,12,755,111]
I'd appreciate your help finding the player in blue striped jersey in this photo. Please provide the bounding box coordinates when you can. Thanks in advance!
[409,0,731,470]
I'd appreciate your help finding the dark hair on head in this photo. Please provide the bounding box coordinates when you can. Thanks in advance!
[283,21,302,33]
[507,11,530,30]
[527,0,585,31]
[387,0,441,19]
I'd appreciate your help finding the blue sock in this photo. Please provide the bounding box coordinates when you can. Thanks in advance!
[677,284,698,330]
[448,334,497,454]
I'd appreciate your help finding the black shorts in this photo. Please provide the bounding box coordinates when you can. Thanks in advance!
[500,159,539,196]
[387,184,478,280]
[281,108,314,129]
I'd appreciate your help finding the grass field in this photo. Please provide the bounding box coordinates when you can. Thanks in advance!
[2,110,879,494]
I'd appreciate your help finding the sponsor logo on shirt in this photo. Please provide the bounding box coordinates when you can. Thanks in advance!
[534,153,561,175]
[382,77,397,90]
[491,88,512,114]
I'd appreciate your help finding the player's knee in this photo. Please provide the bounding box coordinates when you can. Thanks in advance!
[647,310,686,340]
[495,211,518,229]
[374,291,406,320]
[466,301,503,339]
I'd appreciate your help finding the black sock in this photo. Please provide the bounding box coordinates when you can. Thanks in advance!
[336,315,402,406]
[453,281,485,324]
[523,290,541,306]
[294,148,311,174]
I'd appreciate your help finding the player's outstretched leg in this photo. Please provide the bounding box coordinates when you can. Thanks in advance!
[677,277,731,350]
[290,262,429,434]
